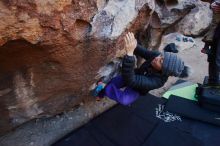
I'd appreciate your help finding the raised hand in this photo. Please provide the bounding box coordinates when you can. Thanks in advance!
[124,32,137,56]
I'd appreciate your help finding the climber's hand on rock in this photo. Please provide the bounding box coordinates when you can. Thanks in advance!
[211,2,220,13]
[124,32,137,56]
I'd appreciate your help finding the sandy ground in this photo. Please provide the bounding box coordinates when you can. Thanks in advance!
[0,38,208,146]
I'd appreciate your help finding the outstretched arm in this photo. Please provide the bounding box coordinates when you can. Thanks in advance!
[122,32,167,92]
[134,45,160,61]
[122,55,167,92]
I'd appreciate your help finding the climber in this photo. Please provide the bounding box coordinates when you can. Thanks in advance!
[92,32,191,106]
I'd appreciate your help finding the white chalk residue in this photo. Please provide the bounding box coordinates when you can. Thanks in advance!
[156,104,182,123]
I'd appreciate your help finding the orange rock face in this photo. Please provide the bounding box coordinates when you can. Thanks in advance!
[0,0,154,135]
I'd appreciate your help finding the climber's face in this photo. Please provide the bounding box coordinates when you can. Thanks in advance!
[151,55,163,71]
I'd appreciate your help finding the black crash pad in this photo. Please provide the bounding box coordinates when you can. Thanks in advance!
[166,95,220,126]
[52,94,220,146]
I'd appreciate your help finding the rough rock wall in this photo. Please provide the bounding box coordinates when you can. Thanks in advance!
[0,0,155,135]
[0,0,212,135]
[145,0,212,50]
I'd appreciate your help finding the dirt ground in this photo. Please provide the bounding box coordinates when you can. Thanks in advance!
[0,38,208,146]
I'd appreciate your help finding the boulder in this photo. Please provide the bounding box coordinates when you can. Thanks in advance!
[147,0,197,49]
[153,0,196,28]
[0,0,154,135]
[176,1,213,36]
[147,0,211,50]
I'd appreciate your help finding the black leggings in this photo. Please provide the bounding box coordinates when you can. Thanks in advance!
[209,24,220,70]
